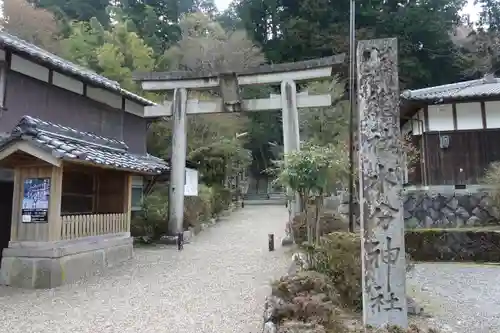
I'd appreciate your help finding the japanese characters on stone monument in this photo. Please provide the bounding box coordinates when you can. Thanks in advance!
[357,38,408,328]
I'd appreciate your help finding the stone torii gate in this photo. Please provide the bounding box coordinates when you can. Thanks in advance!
[134,55,345,243]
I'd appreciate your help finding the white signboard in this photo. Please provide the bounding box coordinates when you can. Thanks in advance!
[184,168,199,196]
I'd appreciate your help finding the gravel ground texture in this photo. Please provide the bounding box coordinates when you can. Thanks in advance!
[0,206,290,333]
[408,262,500,333]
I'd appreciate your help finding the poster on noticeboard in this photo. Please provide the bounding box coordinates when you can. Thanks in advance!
[21,178,50,223]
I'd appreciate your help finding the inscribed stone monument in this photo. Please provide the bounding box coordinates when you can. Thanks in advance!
[357,37,408,328]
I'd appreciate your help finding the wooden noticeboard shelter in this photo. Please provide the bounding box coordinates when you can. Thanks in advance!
[0,116,169,289]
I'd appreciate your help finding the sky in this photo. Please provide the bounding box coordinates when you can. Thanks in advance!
[214,0,481,22]
[214,0,232,11]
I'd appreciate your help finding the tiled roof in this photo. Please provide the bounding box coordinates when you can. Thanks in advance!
[1,116,169,174]
[401,75,500,102]
[0,32,155,107]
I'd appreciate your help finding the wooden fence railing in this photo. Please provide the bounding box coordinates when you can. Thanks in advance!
[61,213,128,240]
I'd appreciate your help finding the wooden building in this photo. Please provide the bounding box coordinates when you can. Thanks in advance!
[0,32,157,216]
[401,74,500,186]
[0,32,196,288]
[0,116,169,288]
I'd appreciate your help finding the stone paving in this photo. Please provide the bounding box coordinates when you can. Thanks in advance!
[0,206,290,333]
[408,263,500,333]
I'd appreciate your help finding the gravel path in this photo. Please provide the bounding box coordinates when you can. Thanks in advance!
[0,206,290,333]
[409,263,500,333]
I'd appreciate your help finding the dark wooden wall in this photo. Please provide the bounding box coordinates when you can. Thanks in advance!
[416,129,500,185]
[2,71,147,154]
[123,112,146,154]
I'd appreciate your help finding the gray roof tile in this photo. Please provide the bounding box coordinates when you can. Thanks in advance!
[401,75,500,102]
[0,32,155,107]
[2,116,169,174]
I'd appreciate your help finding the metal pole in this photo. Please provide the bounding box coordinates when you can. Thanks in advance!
[348,0,356,233]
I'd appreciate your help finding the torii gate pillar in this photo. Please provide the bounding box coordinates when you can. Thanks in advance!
[281,80,301,244]
[169,88,188,234]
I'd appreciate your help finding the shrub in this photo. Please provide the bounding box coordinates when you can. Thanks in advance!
[270,271,344,331]
[271,269,436,333]
[306,232,415,311]
[308,232,363,310]
[183,184,213,230]
[132,183,233,238]
[406,229,500,262]
[211,185,232,215]
[292,211,349,244]
[481,161,500,219]
[131,186,169,239]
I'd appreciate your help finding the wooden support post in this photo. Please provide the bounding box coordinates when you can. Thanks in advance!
[123,174,132,234]
[281,79,301,246]
[169,88,188,235]
[48,166,63,241]
[357,38,408,328]
[9,169,21,242]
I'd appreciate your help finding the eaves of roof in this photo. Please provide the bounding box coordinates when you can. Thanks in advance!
[0,32,155,107]
[400,76,500,102]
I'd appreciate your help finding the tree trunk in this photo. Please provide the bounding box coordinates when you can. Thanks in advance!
[259,146,268,171]
[314,194,323,244]
[301,192,312,244]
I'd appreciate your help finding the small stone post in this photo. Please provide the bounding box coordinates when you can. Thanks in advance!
[268,233,275,251]
[169,88,188,235]
[357,38,408,328]
[281,79,301,245]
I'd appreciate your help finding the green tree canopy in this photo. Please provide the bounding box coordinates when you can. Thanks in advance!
[60,16,155,93]
[29,0,110,27]
[236,0,470,88]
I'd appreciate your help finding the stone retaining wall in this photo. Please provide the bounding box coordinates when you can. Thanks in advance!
[404,187,499,228]
[335,186,500,229]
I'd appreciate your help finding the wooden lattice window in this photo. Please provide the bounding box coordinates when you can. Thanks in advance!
[61,170,95,214]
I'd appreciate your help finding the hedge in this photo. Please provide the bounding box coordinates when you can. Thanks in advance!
[405,229,500,262]
[131,184,234,239]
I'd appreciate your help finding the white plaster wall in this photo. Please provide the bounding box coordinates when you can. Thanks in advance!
[125,99,144,117]
[10,55,49,82]
[427,104,454,131]
[411,109,424,135]
[485,101,500,129]
[52,72,84,95]
[184,168,199,196]
[407,101,500,135]
[405,117,423,135]
[131,176,143,187]
[456,102,482,130]
[7,53,145,116]
[86,86,122,110]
